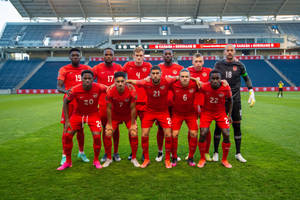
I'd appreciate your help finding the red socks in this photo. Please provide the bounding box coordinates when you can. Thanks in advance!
[130,136,138,159]
[142,136,149,160]
[93,134,101,161]
[157,128,164,151]
[198,141,206,160]
[104,135,112,160]
[205,130,211,154]
[189,136,198,159]
[63,132,74,163]
[165,137,172,161]
[172,137,178,159]
[113,127,120,154]
[222,142,231,161]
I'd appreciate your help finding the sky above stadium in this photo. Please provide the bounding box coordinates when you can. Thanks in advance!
[0,1,24,31]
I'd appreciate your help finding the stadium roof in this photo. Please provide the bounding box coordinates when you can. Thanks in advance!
[10,0,300,19]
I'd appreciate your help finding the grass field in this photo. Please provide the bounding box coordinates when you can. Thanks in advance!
[0,92,299,200]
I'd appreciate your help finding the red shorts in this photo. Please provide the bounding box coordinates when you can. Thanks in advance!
[172,112,198,131]
[142,111,171,129]
[200,111,230,129]
[112,116,136,130]
[60,96,77,124]
[70,112,102,132]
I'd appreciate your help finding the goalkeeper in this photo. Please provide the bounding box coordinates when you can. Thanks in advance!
[212,44,255,163]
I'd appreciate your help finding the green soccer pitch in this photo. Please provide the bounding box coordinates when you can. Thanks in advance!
[0,92,299,200]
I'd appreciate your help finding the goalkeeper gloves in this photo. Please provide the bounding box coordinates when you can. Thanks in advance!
[248,89,255,107]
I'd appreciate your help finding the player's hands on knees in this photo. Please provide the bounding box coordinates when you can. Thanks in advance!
[221,80,229,87]
[64,120,71,132]
[105,124,113,136]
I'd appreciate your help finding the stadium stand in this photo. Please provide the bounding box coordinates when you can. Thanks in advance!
[0,59,43,89]
[269,59,300,86]
[75,25,110,46]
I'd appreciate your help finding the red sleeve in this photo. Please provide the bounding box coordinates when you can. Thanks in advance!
[136,80,147,87]
[226,86,232,98]
[130,88,137,103]
[106,88,113,103]
[122,62,129,72]
[165,76,177,85]
[92,65,98,78]
[57,67,66,81]
[99,83,107,93]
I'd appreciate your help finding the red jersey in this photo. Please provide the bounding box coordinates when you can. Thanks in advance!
[106,85,137,116]
[67,82,107,115]
[200,82,232,113]
[171,80,198,114]
[123,61,152,103]
[136,77,176,112]
[57,64,92,90]
[92,62,123,106]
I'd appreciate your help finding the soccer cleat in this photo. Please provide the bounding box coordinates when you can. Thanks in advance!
[165,160,172,169]
[102,159,112,168]
[140,159,150,168]
[172,158,177,167]
[77,152,90,162]
[113,153,121,162]
[205,153,212,162]
[57,162,72,171]
[212,152,219,162]
[131,158,140,167]
[197,159,206,168]
[221,160,232,168]
[127,153,132,160]
[155,152,164,162]
[235,153,247,163]
[100,154,107,162]
[93,160,103,169]
[60,155,66,165]
[187,158,196,167]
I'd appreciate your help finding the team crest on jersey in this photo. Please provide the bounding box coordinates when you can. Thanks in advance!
[202,72,207,77]
[160,85,165,90]
[93,93,98,98]
[233,66,237,71]
[143,67,147,72]
[124,98,129,102]
[189,89,194,93]
[173,70,177,75]
[219,93,224,97]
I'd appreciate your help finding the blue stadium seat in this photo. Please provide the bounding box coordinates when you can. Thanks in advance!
[269,59,300,86]
[0,60,43,89]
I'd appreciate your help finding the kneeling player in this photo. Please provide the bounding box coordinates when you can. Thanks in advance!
[171,69,199,167]
[197,70,233,168]
[104,72,139,167]
[57,70,107,170]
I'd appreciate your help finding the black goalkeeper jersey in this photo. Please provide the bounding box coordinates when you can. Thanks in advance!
[214,59,248,101]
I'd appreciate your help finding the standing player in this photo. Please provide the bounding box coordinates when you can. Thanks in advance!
[278,81,284,97]
[104,72,139,167]
[197,70,233,168]
[57,70,107,170]
[122,47,152,160]
[92,48,123,162]
[171,69,199,167]
[213,44,255,163]
[126,66,176,168]
[57,48,91,165]
[156,49,184,162]
[187,53,213,162]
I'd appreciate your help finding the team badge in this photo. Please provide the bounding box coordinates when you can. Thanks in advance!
[219,93,224,97]
[93,94,98,98]
[124,98,129,102]
[142,67,147,72]
[173,70,177,75]
[160,85,165,90]
[202,72,207,77]
[233,66,237,71]
[189,89,194,93]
